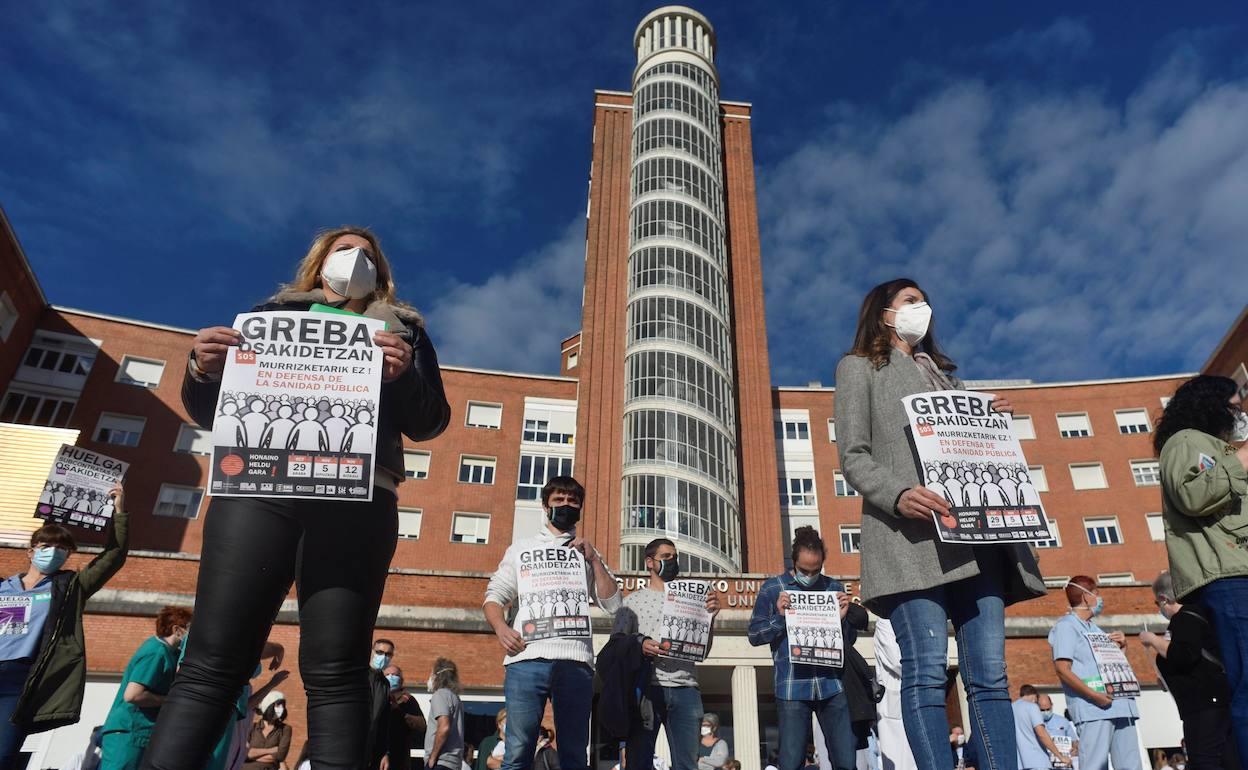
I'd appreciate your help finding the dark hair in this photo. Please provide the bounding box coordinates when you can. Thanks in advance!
[155,605,193,637]
[432,657,461,694]
[1064,575,1096,607]
[790,526,826,565]
[541,476,585,507]
[1154,375,1239,454]
[374,638,396,654]
[644,538,675,560]
[1019,683,1039,698]
[30,524,76,552]
[848,278,957,372]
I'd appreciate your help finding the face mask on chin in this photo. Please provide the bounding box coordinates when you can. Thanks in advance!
[321,247,378,299]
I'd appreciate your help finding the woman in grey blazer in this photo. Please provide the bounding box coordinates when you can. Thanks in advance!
[835,278,1045,770]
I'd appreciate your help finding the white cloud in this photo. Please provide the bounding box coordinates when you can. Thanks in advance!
[424,219,584,373]
[758,50,1248,385]
[986,17,1094,62]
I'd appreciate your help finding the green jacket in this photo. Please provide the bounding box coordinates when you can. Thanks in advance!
[11,506,129,733]
[1161,428,1248,600]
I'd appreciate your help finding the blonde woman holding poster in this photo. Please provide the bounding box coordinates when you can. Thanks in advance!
[835,278,1045,770]
[141,227,451,770]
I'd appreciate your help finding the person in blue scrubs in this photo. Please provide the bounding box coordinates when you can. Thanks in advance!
[1048,577,1143,770]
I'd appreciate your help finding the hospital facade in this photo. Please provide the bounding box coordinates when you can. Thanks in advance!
[0,6,1246,769]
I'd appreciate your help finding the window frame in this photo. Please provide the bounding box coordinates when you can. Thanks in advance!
[1084,516,1123,546]
[398,507,423,540]
[1027,465,1049,493]
[839,525,861,554]
[403,450,431,480]
[1114,408,1151,435]
[1056,412,1093,439]
[93,412,146,448]
[1036,518,1061,549]
[465,401,504,430]
[114,355,167,389]
[1012,414,1036,440]
[827,418,836,442]
[450,512,491,544]
[1130,459,1161,487]
[457,455,497,486]
[173,423,213,456]
[1146,513,1165,542]
[833,470,860,498]
[154,483,204,520]
[1069,462,1108,491]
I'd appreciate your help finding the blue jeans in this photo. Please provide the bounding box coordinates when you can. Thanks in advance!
[884,554,1016,770]
[0,659,33,768]
[778,692,855,770]
[627,684,703,770]
[1200,577,1248,763]
[502,659,593,770]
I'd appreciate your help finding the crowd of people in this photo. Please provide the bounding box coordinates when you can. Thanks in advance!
[0,235,1244,770]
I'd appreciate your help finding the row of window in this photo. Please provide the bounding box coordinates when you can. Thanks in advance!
[395,509,489,543]
[403,450,575,501]
[785,406,1159,448]
[632,156,724,223]
[630,245,729,318]
[625,349,736,432]
[622,473,740,562]
[66,399,576,456]
[620,544,722,575]
[624,408,738,490]
[634,79,720,135]
[630,199,724,265]
[804,510,1167,557]
[632,117,721,177]
[779,458,1161,511]
[627,295,733,372]
[635,61,719,102]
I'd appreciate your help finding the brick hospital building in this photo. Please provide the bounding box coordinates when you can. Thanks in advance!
[1,6,1246,768]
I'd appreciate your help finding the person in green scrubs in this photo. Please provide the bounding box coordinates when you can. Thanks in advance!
[99,606,193,770]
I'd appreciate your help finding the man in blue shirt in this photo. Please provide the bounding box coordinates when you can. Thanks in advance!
[1037,694,1078,767]
[749,526,853,770]
[1012,685,1069,770]
[1048,577,1142,770]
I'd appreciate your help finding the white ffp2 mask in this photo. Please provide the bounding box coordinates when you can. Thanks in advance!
[886,302,932,346]
[321,247,378,299]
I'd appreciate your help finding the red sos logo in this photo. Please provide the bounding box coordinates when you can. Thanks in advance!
[916,421,934,437]
[235,344,256,364]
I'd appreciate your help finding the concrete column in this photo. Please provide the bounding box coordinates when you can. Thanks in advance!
[732,666,761,770]
[686,18,694,48]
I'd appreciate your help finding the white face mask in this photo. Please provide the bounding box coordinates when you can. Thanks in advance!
[701,726,712,736]
[322,247,378,299]
[885,302,932,346]
[427,675,435,693]
[1231,411,1248,443]
[273,704,285,720]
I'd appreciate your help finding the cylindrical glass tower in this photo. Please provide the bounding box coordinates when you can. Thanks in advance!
[622,7,742,574]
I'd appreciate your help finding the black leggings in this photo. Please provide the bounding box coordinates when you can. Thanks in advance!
[140,491,398,770]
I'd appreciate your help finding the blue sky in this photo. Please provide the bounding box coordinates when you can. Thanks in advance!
[3,1,1245,385]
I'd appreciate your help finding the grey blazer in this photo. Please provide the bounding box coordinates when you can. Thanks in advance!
[834,348,1045,614]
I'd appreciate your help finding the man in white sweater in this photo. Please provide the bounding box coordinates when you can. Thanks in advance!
[483,476,622,770]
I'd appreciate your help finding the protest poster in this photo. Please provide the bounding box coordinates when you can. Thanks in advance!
[208,311,385,502]
[901,390,1054,544]
[784,590,844,667]
[34,444,128,532]
[0,596,34,637]
[1085,632,1141,699]
[1050,736,1074,766]
[515,543,591,642]
[659,580,713,662]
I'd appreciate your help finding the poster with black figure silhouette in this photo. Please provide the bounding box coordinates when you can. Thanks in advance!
[1085,632,1140,699]
[785,591,844,667]
[209,311,385,502]
[901,390,1054,544]
[659,580,713,662]
[34,445,128,531]
[515,544,591,642]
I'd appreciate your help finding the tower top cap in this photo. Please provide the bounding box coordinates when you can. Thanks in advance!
[634,6,716,49]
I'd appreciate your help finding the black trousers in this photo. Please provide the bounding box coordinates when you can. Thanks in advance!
[1184,706,1242,770]
[140,491,398,770]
